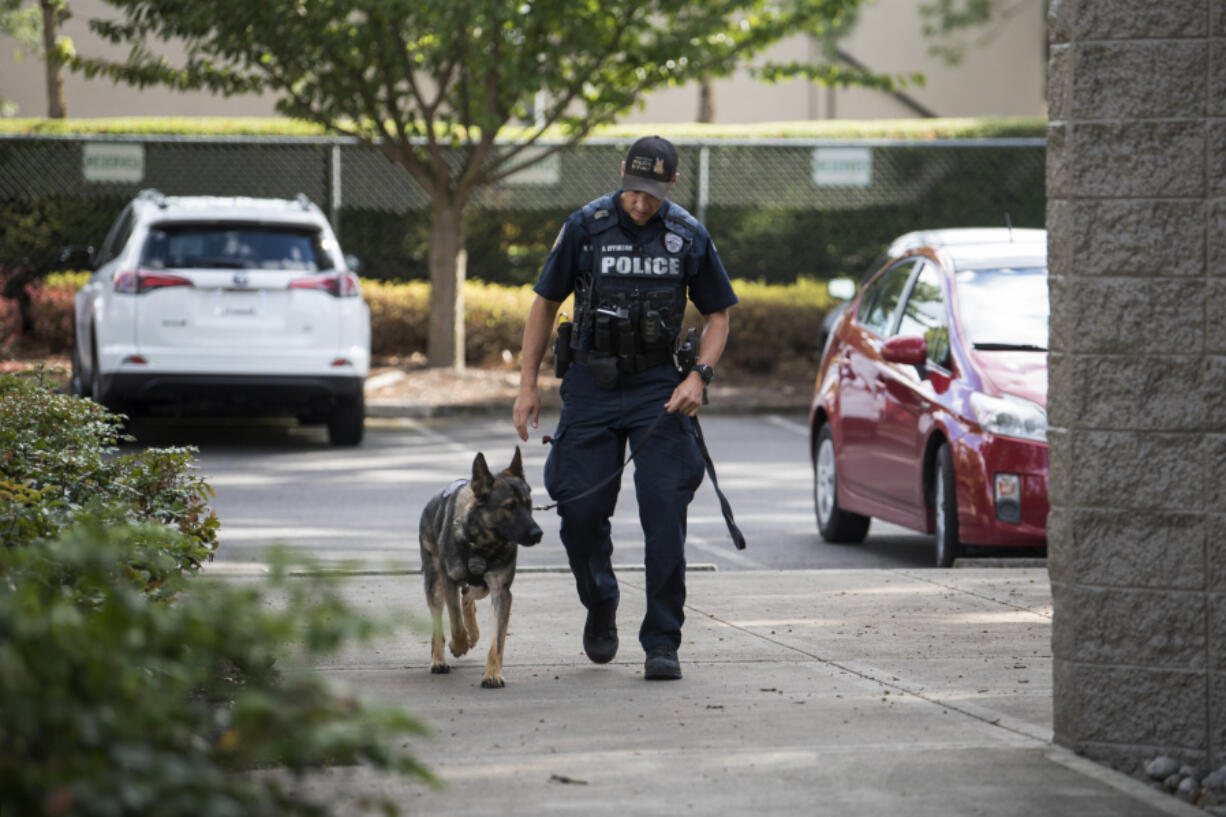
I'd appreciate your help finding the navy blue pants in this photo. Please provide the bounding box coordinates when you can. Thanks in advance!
[544,361,706,652]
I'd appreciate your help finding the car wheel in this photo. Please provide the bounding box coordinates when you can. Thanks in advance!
[88,342,129,420]
[89,345,108,409]
[933,443,963,568]
[813,424,870,543]
[327,396,365,446]
[70,338,89,397]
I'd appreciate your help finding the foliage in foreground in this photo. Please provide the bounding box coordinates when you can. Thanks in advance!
[0,372,435,816]
[0,369,218,589]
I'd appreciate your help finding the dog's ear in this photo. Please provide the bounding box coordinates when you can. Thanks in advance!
[505,446,525,479]
[471,452,494,498]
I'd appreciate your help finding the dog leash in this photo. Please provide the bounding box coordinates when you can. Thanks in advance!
[535,408,668,512]
[691,416,747,550]
[536,409,747,551]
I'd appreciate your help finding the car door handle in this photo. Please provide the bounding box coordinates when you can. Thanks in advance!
[839,351,854,380]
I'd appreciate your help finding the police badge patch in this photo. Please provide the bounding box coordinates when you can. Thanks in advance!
[664,232,684,254]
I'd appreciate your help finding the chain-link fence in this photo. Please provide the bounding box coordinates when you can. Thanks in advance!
[0,134,1045,285]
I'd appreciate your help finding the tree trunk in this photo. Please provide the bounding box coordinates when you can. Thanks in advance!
[697,77,716,123]
[40,0,65,118]
[426,197,467,370]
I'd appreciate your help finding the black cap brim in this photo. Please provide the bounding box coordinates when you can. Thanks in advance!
[622,174,672,200]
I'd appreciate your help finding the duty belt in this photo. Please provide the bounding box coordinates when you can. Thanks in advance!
[573,347,672,375]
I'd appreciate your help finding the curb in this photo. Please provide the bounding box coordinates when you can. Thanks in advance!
[366,400,507,419]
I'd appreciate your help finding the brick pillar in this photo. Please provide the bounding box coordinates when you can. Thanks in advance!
[1047,0,1226,769]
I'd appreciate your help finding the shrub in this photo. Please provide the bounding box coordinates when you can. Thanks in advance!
[363,279,431,359]
[715,278,840,372]
[0,293,18,353]
[9,269,843,375]
[0,526,434,817]
[0,372,435,815]
[0,370,218,581]
[43,271,91,290]
[363,278,833,374]
[464,281,569,366]
[26,278,77,353]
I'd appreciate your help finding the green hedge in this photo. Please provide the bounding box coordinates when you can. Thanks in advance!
[0,115,1047,139]
[0,371,435,815]
[19,275,839,374]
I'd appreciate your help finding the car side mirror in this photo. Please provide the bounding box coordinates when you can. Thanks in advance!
[881,335,928,366]
[58,244,96,271]
[344,253,362,274]
[827,277,856,301]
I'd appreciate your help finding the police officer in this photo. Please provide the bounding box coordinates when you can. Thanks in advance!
[513,136,738,681]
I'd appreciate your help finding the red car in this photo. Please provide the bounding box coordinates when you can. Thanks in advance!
[809,228,1048,567]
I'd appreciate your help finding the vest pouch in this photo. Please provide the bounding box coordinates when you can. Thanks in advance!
[594,314,613,354]
[553,321,574,378]
[641,309,664,349]
[585,352,620,390]
[617,315,635,359]
[643,289,684,349]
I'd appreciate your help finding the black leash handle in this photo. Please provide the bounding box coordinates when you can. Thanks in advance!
[691,416,747,550]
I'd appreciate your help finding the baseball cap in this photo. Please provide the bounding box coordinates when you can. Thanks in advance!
[622,135,678,199]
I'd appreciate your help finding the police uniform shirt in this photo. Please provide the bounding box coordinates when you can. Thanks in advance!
[534,192,739,339]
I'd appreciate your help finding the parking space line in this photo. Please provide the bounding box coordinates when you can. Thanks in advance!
[764,414,809,437]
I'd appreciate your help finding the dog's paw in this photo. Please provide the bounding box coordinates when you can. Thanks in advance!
[480,674,506,689]
[430,662,450,674]
[450,635,471,658]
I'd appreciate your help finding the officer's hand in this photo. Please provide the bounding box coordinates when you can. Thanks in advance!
[665,372,704,417]
[513,389,541,441]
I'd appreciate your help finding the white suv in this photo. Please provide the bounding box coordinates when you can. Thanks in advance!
[71,190,371,445]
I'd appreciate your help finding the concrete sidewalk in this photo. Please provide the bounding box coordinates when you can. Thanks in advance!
[273,567,1200,816]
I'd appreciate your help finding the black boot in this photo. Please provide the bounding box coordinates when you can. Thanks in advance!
[582,602,618,664]
[644,646,681,680]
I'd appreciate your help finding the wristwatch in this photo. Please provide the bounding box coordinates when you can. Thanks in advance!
[694,363,715,385]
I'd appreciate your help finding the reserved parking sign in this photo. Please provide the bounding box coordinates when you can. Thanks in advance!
[82,143,145,183]
[812,146,872,187]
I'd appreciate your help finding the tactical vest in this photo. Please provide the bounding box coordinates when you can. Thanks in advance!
[573,195,696,372]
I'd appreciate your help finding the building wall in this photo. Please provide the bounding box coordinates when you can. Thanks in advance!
[1046,0,1226,769]
[0,0,277,118]
[627,0,1047,123]
[0,0,1045,122]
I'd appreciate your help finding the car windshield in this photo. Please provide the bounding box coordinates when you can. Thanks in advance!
[955,266,1048,351]
[142,224,333,271]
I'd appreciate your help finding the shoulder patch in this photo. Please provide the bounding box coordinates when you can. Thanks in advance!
[592,209,609,220]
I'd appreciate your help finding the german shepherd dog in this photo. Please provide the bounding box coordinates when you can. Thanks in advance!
[419,447,542,688]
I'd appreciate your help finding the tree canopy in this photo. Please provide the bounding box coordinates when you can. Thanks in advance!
[919,0,1043,65]
[74,0,912,367]
[0,0,41,116]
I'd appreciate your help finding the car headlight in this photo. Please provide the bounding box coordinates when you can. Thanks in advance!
[969,392,1047,442]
